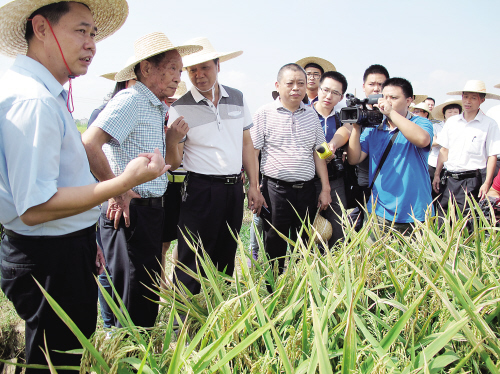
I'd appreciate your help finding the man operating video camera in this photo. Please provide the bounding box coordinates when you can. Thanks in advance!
[346,77,434,244]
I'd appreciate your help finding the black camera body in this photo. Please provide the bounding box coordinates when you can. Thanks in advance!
[340,94,384,128]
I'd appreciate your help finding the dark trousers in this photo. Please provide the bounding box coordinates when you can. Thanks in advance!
[0,230,97,373]
[174,175,244,295]
[314,177,347,248]
[437,174,482,216]
[261,177,316,274]
[347,185,371,232]
[99,201,164,328]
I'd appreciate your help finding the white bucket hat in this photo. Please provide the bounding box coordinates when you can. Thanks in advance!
[0,0,129,58]
[114,32,202,82]
[171,81,187,99]
[447,80,500,100]
[296,56,336,73]
[431,99,463,122]
[412,101,432,118]
[181,37,242,69]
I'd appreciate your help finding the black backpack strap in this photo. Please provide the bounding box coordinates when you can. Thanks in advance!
[369,129,399,189]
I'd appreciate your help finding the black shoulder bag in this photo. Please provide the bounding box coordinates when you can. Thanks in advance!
[369,129,399,189]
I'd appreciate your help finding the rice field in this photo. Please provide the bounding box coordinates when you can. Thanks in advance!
[13,198,500,374]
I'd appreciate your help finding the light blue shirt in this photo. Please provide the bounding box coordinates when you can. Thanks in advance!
[0,55,99,235]
[360,112,434,223]
[91,82,168,198]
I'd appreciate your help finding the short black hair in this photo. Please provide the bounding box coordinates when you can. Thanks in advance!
[111,81,128,98]
[363,64,390,83]
[425,97,435,104]
[319,71,348,94]
[304,62,324,75]
[442,103,462,115]
[25,2,89,42]
[382,77,413,99]
[277,63,307,82]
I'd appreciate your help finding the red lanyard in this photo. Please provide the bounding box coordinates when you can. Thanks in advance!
[29,18,76,113]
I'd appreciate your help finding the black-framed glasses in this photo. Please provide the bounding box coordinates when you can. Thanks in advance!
[306,72,321,79]
[320,87,342,97]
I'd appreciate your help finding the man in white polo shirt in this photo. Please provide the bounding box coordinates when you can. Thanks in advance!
[433,80,500,214]
[166,37,264,295]
[251,63,331,284]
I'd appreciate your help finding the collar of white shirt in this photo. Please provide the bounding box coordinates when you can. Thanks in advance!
[16,55,64,99]
[190,83,228,103]
[457,109,486,123]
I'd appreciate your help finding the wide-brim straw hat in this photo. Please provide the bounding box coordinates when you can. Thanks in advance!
[181,37,242,69]
[447,80,500,100]
[312,214,333,244]
[171,81,187,99]
[100,72,116,81]
[412,101,432,118]
[296,56,336,73]
[495,83,500,89]
[114,32,202,82]
[431,99,463,122]
[0,0,129,58]
[413,95,427,105]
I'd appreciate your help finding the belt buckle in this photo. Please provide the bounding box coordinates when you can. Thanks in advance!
[292,183,304,189]
[451,173,459,179]
[225,176,235,184]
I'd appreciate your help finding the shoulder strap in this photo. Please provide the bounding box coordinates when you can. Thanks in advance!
[334,112,341,130]
[369,129,399,189]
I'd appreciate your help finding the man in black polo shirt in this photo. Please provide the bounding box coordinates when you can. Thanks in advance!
[311,71,351,246]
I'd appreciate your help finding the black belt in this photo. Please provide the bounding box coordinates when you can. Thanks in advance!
[4,224,96,240]
[264,175,314,189]
[188,172,242,185]
[445,169,481,181]
[130,196,164,207]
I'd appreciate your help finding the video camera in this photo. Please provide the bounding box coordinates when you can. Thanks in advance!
[340,94,384,127]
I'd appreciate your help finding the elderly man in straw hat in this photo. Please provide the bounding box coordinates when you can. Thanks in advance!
[0,0,170,370]
[82,32,201,328]
[296,56,336,103]
[412,101,432,120]
[165,37,264,297]
[432,80,500,216]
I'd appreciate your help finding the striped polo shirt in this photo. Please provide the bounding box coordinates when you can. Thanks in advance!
[167,84,253,175]
[251,99,326,182]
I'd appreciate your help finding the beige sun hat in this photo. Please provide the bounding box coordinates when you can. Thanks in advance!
[100,72,116,81]
[495,83,500,89]
[447,80,500,100]
[431,99,463,121]
[181,37,242,69]
[296,56,336,73]
[413,95,427,104]
[412,101,432,118]
[312,214,333,244]
[171,81,187,99]
[0,0,129,58]
[114,32,202,82]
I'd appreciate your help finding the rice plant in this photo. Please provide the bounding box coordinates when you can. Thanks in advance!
[8,198,500,373]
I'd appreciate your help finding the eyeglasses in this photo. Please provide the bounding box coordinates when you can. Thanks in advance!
[306,72,321,79]
[320,87,342,97]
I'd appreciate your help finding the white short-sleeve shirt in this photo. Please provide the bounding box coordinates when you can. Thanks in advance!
[437,110,500,171]
[167,84,252,175]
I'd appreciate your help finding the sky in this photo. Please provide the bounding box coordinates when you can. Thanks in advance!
[0,0,499,120]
